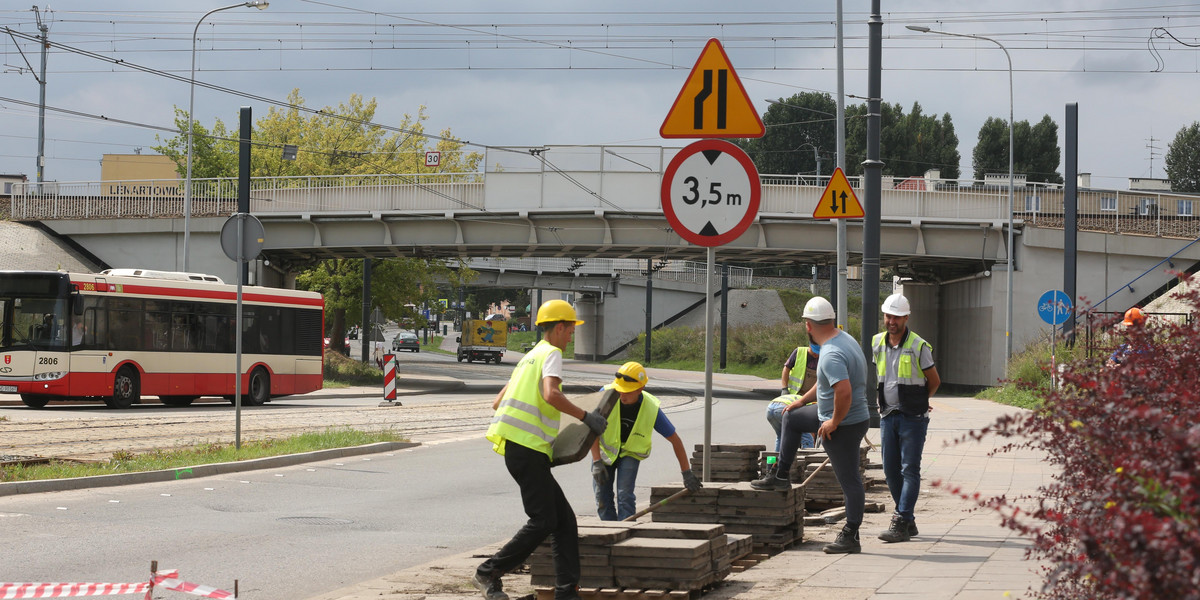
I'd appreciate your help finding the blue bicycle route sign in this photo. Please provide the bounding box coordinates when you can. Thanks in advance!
[1037,290,1073,326]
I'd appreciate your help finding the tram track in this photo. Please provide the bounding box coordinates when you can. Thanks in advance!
[0,351,704,463]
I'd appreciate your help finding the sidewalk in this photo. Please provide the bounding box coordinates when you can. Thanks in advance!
[310,395,1050,600]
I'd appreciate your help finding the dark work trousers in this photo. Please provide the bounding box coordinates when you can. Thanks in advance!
[477,441,580,598]
[778,403,870,525]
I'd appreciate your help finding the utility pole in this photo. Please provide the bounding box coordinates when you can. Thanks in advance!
[34,5,49,186]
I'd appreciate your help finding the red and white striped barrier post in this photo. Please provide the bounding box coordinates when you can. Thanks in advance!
[382,353,398,404]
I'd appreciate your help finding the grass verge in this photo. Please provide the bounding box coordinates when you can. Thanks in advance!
[0,428,406,483]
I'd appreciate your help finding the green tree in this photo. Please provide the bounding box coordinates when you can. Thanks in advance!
[155,90,483,352]
[744,96,960,180]
[297,258,475,352]
[972,115,1063,184]
[153,109,237,179]
[740,92,838,178]
[1165,122,1200,192]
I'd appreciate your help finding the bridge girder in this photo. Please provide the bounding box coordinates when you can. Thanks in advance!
[258,210,1010,284]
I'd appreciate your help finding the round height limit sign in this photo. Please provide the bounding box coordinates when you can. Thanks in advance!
[661,139,761,247]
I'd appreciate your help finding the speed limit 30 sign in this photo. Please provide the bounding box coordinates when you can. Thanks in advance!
[661,139,761,247]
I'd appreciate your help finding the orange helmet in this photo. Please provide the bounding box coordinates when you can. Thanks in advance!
[1122,307,1147,326]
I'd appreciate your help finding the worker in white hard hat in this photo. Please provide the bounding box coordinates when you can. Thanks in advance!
[872,293,940,544]
[475,298,608,600]
[752,295,871,555]
[589,361,701,521]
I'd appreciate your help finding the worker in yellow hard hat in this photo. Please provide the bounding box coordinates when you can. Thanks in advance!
[475,298,606,600]
[589,361,701,521]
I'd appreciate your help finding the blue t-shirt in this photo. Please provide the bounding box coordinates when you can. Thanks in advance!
[815,330,870,426]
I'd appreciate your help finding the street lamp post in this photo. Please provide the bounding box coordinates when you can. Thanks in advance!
[907,25,1015,360]
[183,0,269,273]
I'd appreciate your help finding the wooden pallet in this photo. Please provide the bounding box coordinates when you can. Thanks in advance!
[730,552,771,572]
[535,587,699,600]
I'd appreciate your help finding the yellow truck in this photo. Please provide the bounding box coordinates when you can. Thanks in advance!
[457,317,507,363]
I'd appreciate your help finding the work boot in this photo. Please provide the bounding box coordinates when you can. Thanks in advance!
[750,471,790,491]
[472,572,509,600]
[908,520,919,537]
[823,525,862,554]
[760,461,777,480]
[554,584,583,600]
[878,515,911,543]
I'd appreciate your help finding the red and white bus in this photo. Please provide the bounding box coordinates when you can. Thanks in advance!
[0,269,324,408]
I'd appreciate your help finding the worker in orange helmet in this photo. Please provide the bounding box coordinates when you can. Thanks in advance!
[1106,307,1148,369]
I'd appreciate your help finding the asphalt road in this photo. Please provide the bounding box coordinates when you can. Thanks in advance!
[0,351,773,599]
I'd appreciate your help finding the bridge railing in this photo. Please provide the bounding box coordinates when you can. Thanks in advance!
[10,173,484,219]
[12,167,1200,240]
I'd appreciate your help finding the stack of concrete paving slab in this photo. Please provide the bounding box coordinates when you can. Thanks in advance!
[798,447,871,507]
[528,521,749,596]
[529,524,629,588]
[759,447,871,507]
[688,443,764,482]
[648,482,804,551]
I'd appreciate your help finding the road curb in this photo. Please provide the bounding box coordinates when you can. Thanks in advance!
[0,441,421,497]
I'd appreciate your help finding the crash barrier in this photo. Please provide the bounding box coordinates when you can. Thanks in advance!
[0,562,237,599]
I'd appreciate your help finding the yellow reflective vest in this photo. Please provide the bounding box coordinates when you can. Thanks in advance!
[786,347,812,395]
[597,386,660,465]
[485,340,562,459]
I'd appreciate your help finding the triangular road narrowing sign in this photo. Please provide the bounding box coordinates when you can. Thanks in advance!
[660,38,765,139]
[813,167,864,219]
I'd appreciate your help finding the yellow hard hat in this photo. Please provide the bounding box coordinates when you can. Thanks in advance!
[535,299,584,326]
[613,361,648,393]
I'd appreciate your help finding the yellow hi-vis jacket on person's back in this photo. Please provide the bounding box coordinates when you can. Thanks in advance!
[596,385,660,465]
[786,347,812,396]
[486,340,561,459]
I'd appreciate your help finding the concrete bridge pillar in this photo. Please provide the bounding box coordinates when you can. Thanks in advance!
[572,294,603,362]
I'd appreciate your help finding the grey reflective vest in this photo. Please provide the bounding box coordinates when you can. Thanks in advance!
[872,329,932,416]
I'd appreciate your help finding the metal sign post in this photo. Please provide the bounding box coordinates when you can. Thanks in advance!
[1037,289,1072,390]
[660,139,760,481]
[221,213,265,449]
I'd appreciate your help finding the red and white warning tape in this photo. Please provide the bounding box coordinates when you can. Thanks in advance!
[0,569,235,599]
[147,570,234,600]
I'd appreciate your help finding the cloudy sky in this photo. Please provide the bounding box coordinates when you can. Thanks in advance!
[2,1,1198,190]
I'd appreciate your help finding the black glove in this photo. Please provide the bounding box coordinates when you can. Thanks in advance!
[682,469,702,492]
[781,388,790,396]
[582,410,608,435]
[591,460,609,486]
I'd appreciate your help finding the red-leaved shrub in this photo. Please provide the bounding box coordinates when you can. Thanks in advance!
[943,278,1200,599]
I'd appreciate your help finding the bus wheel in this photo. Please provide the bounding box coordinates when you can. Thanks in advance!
[243,368,270,406]
[160,395,198,407]
[109,366,140,409]
[20,394,50,408]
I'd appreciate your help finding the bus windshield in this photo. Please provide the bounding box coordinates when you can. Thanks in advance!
[0,272,71,351]
[1,296,69,351]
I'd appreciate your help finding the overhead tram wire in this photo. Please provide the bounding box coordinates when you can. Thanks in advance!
[2,26,480,153]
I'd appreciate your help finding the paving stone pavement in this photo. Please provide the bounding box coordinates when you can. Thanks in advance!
[310,394,1052,600]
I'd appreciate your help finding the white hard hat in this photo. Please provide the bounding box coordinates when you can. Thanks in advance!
[882,293,911,316]
[803,296,836,321]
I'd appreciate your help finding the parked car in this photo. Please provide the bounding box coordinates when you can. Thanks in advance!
[391,331,421,352]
